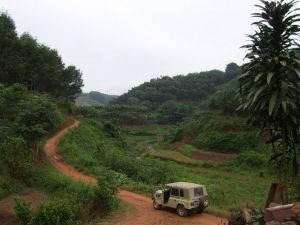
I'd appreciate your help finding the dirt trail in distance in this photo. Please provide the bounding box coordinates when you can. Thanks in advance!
[45,119,226,225]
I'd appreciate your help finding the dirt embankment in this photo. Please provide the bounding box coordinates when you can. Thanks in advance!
[191,151,236,163]
[45,120,226,225]
[171,141,236,163]
[0,189,48,225]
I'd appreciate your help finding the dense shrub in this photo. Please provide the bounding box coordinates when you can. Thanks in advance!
[103,149,174,185]
[195,131,258,152]
[156,101,193,124]
[100,104,151,125]
[28,165,119,220]
[74,106,103,118]
[16,93,63,150]
[103,121,121,138]
[180,144,197,156]
[183,114,249,133]
[94,180,118,211]
[208,80,240,115]
[0,136,33,179]
[0,165,22,198]
[14,198,32,225]
[103,169,131,186]
[230,151,268,169]
[29,201,74,225]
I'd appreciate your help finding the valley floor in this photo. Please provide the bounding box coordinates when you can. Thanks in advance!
[45,119,225,225]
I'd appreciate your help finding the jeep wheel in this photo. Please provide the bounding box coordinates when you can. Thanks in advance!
[153,200,161,210]
[176,204,188,217]
[196,205,204,214]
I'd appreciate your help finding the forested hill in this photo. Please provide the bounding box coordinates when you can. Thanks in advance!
[0,12,83,193]
[76,91,117,106]
[113,63,241,106]
[0,13,83,100]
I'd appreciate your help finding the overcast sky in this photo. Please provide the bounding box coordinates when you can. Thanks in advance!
[1,0,264,95]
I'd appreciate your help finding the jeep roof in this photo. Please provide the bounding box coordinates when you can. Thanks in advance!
[166,182,205,189]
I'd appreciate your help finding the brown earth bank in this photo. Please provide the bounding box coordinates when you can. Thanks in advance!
[171,141,236,163]
[0,188,48,225]
[44,119,226,225]
[190,151,236,163]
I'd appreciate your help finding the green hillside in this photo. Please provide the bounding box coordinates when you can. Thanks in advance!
[113,63,241,107]
[76,91,117,106]
[92,63,241,126]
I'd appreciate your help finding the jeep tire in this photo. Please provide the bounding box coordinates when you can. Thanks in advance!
[153,200,161,210]
[196,205,205,214]
[176,204,188,217]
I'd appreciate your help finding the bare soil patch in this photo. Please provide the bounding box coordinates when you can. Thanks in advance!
[171,141,236,163]
[0,188,47,225]
[191,151,236,163]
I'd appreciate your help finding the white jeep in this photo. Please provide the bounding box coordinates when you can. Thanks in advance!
[152,182,209,216]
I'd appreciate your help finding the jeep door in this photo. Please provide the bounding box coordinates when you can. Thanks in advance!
[167,187,180,208]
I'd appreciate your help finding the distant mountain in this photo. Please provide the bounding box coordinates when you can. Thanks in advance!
[76,91,118,106]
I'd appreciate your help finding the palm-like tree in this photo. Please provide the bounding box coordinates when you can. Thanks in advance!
[239,0,300,200]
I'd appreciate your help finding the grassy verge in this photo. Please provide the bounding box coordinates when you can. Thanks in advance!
[27,162,120,223]
[151,150,202,165]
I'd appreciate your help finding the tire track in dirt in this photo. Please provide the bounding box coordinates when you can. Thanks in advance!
[45,119,226,225]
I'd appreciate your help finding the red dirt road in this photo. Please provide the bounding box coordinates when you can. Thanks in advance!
[45,120,226,225]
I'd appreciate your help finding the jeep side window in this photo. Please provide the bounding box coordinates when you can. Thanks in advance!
[194,187,203,196]
[180,189,184,197]
[171,188,179,196]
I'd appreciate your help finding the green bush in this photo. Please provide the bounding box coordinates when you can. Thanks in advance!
[1,136,33,179]
[14,198,32,225]
[29,164,119,220]
[74,106,103,118]
[165,128,183,143]
[0,166,22,198]
[195,131,258,152]
[103,169,130,186]
[180,144,197,156]
[156,101,193,124]
[183,114,249,133]
[232,151,268,169]
[103,121,121,138]
[29,201,74,225]
[94,180,118,211]
[103,150,174,185]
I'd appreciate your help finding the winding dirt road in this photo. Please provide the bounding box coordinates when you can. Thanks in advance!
[45,119,226,225]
